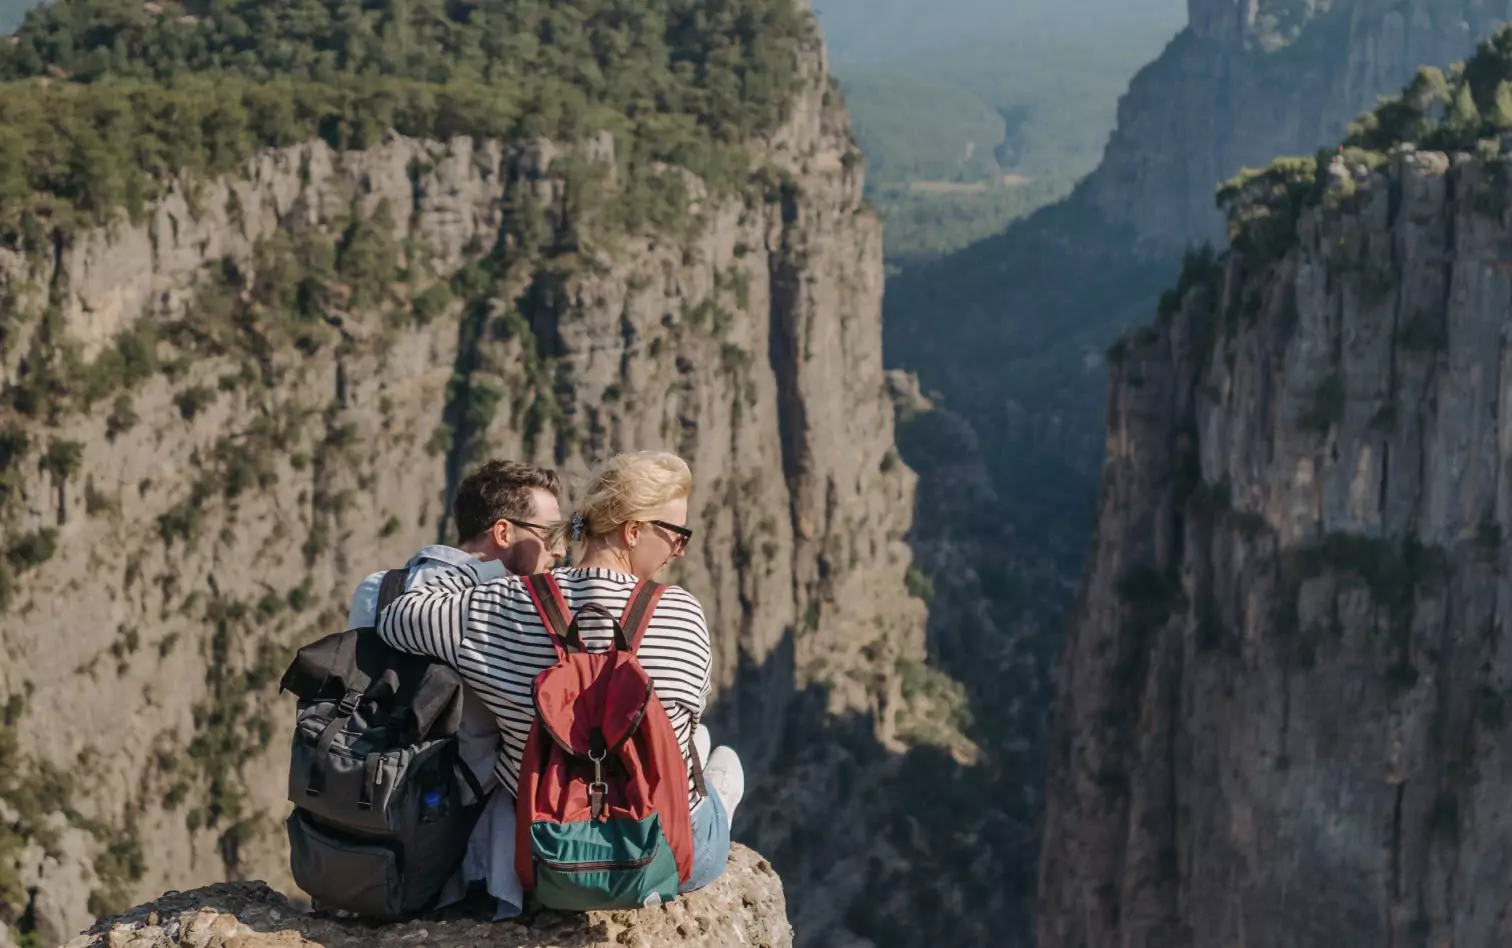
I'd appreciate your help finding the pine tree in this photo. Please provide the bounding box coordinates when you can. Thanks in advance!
[1448,82,1483,140]
[1406,66,1450,111]
[1491,80,1512,130]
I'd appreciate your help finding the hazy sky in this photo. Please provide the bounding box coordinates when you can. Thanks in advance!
[0,0,29,34]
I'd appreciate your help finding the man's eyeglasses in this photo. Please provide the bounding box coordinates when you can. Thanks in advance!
[505,518,552,535]
[500,518,562,552]
[647,520,693,552]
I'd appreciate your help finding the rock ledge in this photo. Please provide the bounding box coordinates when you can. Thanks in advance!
[62,845,790,948]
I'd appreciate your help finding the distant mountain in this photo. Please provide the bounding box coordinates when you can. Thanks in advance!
[814,0,1185,263]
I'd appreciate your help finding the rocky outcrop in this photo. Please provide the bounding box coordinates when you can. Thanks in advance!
[1088,0,1512,253]
[64,845,791,948]
[0,7,950,947]
[1038,110,1512,945]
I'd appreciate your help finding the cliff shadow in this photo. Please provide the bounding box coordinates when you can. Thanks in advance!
[836,381,1096,947]
[705,623,1039,948]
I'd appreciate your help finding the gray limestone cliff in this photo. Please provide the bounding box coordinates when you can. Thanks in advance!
[1087,0,1512,253]
[1038,108,1512,945]
[0,9,961,947]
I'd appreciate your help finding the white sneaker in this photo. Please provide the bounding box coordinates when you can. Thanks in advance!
[703,746,744,821]
[694,724,712,767]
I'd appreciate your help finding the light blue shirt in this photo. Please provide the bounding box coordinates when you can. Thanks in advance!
[346,544,506,628]
[347,545,508,789]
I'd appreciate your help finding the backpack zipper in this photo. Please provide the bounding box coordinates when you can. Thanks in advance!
[540,851,657,873]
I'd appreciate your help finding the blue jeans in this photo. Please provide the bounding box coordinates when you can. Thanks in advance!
[679,789,731,893]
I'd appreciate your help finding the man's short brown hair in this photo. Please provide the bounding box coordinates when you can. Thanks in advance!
[452,460,563,544]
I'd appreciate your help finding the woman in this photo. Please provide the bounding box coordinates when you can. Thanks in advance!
[376,450,743,905]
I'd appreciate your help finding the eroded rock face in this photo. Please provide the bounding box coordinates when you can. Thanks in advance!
[1088,0,1512,252]
[1039,147,1512,947]
[64,845,791,948]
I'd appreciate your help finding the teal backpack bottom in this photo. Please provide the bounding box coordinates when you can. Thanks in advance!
[531,812,680,911]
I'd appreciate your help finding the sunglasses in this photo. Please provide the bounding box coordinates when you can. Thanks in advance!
[647,520,693,551]
[505,518,552,534]
[500,518,563,550]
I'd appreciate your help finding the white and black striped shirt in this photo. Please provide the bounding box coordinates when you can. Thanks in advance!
[375,566,713,802]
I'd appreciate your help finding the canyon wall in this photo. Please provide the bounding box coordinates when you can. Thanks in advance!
[1039,79,1512,944]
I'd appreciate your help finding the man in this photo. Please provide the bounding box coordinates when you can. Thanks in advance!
[346,459,564,919]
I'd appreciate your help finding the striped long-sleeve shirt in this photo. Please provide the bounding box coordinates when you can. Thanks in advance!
[375,566,713,803]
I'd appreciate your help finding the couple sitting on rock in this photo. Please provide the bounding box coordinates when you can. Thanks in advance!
[345,451,744,919]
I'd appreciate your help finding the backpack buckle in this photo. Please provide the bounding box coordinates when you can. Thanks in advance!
[337,689,362,716]
[589,749,607,821]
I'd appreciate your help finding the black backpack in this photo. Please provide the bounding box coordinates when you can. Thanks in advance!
[278,569,488,919]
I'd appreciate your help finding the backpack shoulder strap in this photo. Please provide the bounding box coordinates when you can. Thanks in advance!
[357,567,409,695]
[619,580,666,654]
[375,567,409,615]
[524,573,576,657]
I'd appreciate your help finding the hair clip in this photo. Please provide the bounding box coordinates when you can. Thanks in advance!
[570,511,584,541]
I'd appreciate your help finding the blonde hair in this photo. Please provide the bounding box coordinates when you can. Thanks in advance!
[557,451,693,545]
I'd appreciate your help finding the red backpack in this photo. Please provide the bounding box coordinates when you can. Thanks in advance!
[515,573,702,910]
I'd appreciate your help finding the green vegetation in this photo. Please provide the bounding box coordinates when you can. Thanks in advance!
[105,396,138,440]
[904,565,935,602]
[1,683,115,933]
[1115,564,1183,620]
[1250,0,1333,53]
[1289,533,1446,609]
[868,181,1072,266]
[894,656,973,749]
[84,477,118,517]
[1218,27,1512,259]
[835,70,1012,184]
[174,386,217,421]
[1428,790,1461,838]
[1477,519,1503,561]
[1157,243,1224,324]
[1216,155,1327,261]
[40,438,82,483]
[1341,66,1451,151]
[1300,374,1346,434]
[1188,478,1233,518]
[0,0,811,239]
[86,822,145,918]
[1477,684,1508,730]
[6,529,56,570]
[183,593,290,866]
[1282,532,1447,686]
[410,282,454,325]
